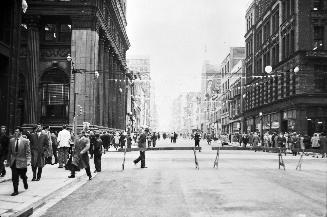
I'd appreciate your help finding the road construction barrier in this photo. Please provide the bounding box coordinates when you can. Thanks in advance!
[119,147,202,170]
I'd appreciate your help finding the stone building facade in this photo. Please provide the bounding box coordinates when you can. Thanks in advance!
[17,0,130,131]
[244,0,327,135]
[219,47,245,134]
[0,0,24,132]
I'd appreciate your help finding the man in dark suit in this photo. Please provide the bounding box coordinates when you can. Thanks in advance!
[0,125,9,177]
[7,127,31,196]
[29,124,49,181]
[133,128,148,168]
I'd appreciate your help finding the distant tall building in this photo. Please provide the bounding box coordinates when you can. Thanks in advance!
[200,61,220,133]
[244,0,327,135]
[127,56,151,129]
[171,92,201,135]
[150,82,159,131]
[220,47,246,133]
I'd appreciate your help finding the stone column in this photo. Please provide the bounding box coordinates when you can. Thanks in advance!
[25,18,40,125]
[103,44,110,127]
[97,36,105,126]
[108,48,114,128]
[70,17,99,127]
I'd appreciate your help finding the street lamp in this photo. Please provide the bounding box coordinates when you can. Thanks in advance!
[67,54,77,135]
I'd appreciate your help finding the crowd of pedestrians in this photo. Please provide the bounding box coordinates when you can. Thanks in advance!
[196,130,327,157]
[0,123,162,196]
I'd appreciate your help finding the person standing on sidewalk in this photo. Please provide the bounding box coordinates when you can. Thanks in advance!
[69,131,92,180]
[29,124,49,181]
[57,125,71,168]
[51,132,58,164]
[133,128,148,168]
[0,125,10,177]
[44,126,53,165]
[7,127,31,196]
[93,133,103,172]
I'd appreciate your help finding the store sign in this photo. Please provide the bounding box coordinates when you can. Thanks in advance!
[271,121,279,129]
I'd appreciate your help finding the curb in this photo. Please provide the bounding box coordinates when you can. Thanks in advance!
[8,173,96,217]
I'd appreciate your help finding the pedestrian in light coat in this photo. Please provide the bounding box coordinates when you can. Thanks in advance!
[7,127,31,196]
[44,126,53,165]
[69,131,92,180]
[253,132,260,151]
[311,133,320,149]
[29,125,49,181]
[57,125,71,168]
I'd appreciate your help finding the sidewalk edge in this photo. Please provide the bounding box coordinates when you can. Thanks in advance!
[9,173,92,217]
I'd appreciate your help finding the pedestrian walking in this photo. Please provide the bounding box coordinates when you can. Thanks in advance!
[7,127,31,196]
[151,132,157,147]
[57,125,71,168]
[29,124,49,181]
[68,131,92,180]
[93,133,103,172]
[100,131,110,152]
[113,132,120,150]
[194,131,201,152]
[133,128,148,168]
[253,132,260,151]
[318,132,327,158]
[0,125,9,177]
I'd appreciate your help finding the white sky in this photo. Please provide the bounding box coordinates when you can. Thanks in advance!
[126,0,250,131]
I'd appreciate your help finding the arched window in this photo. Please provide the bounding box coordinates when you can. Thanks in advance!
[40,68,69,124]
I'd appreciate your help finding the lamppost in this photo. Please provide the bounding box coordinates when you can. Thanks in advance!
[67,54,79,135]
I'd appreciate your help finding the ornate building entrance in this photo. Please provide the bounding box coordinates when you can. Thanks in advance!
[40,68,69,125]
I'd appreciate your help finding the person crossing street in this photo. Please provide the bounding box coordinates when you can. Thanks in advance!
[133,128,149,168]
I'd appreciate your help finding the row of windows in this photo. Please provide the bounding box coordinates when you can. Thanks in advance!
[282,0,295,21]
[245,73,296,111]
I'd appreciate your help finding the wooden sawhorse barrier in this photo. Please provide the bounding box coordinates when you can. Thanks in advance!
[120,147,202,170]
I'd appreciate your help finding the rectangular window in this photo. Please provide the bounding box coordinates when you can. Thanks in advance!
[44,24,57,41]
[313,0,324,10]
[282,36,286,59]
[313,26,324,50]
[290,30,295,54]
[59,24,71,42]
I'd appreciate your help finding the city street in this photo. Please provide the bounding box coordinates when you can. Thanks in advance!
[32,139,326,217]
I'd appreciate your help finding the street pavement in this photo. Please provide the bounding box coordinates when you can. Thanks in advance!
[27,138,327,217]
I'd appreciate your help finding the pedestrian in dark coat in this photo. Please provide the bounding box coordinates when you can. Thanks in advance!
[319,132,327,158]
[93,134,103,172]
[69,131,92,180]
[7,127,31,196]
[133,128,148,168]
[194,132,201,151]
[29,125,49,181]
[0,125,9,177]
[151,132,157,147]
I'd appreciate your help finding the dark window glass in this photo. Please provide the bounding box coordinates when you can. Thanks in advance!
[45,24,57,41]
[313,26,324,50]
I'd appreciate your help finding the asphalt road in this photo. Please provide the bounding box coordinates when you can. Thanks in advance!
[37,139,327,217]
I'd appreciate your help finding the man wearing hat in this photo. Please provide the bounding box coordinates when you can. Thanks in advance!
[133,128,149,168]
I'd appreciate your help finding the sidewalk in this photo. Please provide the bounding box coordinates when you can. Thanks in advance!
[0,163,95,217]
